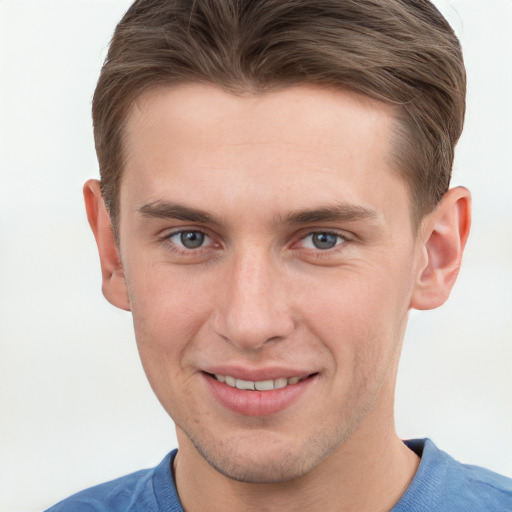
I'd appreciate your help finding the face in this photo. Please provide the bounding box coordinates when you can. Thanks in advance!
[116,85,424,483]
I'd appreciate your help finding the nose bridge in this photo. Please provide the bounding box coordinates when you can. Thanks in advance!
[214,243,293,350]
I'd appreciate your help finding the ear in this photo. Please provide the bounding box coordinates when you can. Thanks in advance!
[84,179,131,311]
[410,186,471,310]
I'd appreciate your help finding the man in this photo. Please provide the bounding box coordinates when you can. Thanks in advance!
[46,0,511,510]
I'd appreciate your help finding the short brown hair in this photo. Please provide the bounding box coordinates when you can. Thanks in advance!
[93,0,465,231]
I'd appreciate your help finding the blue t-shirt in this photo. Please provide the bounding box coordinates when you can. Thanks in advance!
[45,439,512,511]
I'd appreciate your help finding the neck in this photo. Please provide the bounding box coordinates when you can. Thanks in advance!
[174,418,419,512]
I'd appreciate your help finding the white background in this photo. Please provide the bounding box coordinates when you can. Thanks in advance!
[0,1,511,511]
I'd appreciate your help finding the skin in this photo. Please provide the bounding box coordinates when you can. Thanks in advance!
[85,84,471,511]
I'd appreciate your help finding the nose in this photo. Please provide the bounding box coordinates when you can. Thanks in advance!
[212,247,295,351]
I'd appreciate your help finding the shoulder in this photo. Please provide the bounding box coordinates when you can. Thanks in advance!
[394,439,512,512]
[454,460,512,509]
[44,450,182,512]
[45,469,155,512]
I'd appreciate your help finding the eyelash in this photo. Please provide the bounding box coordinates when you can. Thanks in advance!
[160,229,216,257]
[298,231,347,251]
[159,228,351,258]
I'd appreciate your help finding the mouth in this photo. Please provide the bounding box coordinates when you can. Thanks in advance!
[209,373,311,391]
[203,371,318,416]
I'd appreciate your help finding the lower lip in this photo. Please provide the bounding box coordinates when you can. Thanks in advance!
[203,373,316,417]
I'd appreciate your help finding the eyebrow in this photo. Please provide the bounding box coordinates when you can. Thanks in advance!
[138,200,379,226]
[278,203,379,226]
[138,201,221,225]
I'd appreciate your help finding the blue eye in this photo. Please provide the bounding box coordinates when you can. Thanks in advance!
[170,230,209,249]
[302,232,344,250]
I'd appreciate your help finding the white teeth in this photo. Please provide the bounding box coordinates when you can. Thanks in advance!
[274,377,288,389]
[235,379,255,390]
[214,374,307,391]
[255,380,274,391]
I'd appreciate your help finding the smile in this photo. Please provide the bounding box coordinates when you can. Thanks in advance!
[204,372,317,416]
[213,374,309,391]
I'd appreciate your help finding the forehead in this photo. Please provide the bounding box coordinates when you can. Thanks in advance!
[120,84,410,228]
[124,84,395,158]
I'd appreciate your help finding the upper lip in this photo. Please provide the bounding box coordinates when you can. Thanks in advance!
[202,366,315,382]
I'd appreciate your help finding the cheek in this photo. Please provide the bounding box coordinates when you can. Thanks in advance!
[126,268,213,414]
[125,261,216,362]
[300,263,412,369]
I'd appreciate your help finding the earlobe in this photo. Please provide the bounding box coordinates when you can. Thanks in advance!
[83,179,131,311]
[410,187,471,311]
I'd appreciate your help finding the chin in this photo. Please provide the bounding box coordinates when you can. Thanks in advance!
[188,427,344,484]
